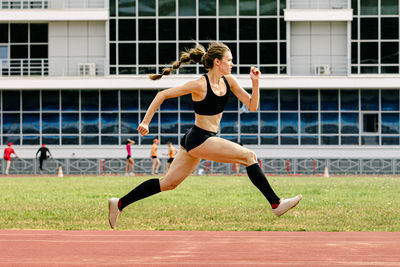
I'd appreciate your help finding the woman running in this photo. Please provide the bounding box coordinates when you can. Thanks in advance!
[151,138,161,175]
[125,139,135,176]
[108,42,302,229]
[164,142,176,173]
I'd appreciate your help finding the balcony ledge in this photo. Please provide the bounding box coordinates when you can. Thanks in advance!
[0,8,108,21]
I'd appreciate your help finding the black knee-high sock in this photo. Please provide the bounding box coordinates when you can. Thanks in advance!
[246,163,280,206]
[119,178,161,210]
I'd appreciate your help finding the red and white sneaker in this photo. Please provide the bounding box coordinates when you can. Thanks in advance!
[272,194,302,217]
[108,198,121,229]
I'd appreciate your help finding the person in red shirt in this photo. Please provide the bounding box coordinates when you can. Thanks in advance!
[3,142,19,175]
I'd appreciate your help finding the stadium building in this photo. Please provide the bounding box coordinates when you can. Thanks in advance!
[1,0,400,174]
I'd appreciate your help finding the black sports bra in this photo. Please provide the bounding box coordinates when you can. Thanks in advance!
[192,74,231,116]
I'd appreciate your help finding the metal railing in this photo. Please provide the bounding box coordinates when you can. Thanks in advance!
[288,0,349,9]
[290,55,347,76]
[0,0,106,9]
[0,58,107,77]
[3,158,400,175]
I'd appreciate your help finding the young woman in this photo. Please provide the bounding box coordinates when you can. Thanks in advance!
[163,142,176,173]
[151,138,161,175]
[108,42,302,229]
[125,139,135,176]
[3,142,18,175]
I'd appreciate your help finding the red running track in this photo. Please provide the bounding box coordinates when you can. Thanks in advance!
[0,230,399,266]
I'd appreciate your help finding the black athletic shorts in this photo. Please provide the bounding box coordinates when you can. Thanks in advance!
[127,155,131,159]
[180,125,216,152]
[167,158,174,163]
[152,156,157,159]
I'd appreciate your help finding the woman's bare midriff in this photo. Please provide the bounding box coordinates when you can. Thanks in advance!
[194,113,223,133]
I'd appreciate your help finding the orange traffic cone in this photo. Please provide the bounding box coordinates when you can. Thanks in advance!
[58,166,64,177]
[323,166,329,178]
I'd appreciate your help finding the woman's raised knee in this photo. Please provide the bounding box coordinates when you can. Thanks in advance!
[244,149,257,166]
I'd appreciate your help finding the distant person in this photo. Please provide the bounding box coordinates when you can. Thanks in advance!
[151,138,161,175]
[36,144,52,174]
[234,142,243,175]
[125,138,135,176]
[163,142,176,173]
[4,142,18,175]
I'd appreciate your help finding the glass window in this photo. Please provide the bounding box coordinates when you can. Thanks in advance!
[301,136,318,145]
[260,43,277,64]
[141,90,157,110]
[81,113,99,134]
[3,91,20,111]
[101,113,119,134]
[260,113,278,133]
[3,136,20,146]
[361,136,379,145]
[23,136,40,145]
[199,0,216,15]
[110,43,116,65]
[30,45,47,59]
[101,90,118,111]
[341,90,359,111]
[81,91,99,111]
[363,113,378,132]
[119,19,135,41]
[260,19,277,40]
[260,90,278,110]
[102,136,119,145]
[139,43,156,64]
[351,42,358,64]
[224,95,238,111]
[261,135,278,145]
[280,90,298,111]
[239,0,256,15]
[42,90,59,111]
[159,0,176,16]
[281,136,298,145]
[141,135,158,145]
[219,19,237,41]
[240,19,257,40]
[199,19,216,40]
[321,136,338,145]
[30,24,47,43]
[159,19,176,41]
[0,24,8,43]
[161,97,178,111]
[110,0,116,16]
[382,137,399,145]
[3,113,20,134]
[361,90,379,110]
[381,18,398,40]
[280,112,298,134]
[241,135,258,145]
[381,113,399,134]
[221,113,238,134]
[360,18,378,40]
[341,136,359,145]
[141,112,158,133]
[179,19,196,40]
[181,113,195,133]
[139,0,155,16]
[118,0,136,16]
[61,90,79,111]
[121,90,138,111]
[22,91,40,111]
[62,113,79,134]
[161,113,178,133]
[139,19,156,40]
[62,136,79,145]
[179,0,196,16]
[42,113,59,134]
[110,19,116,41]
[360,42,378,64]
[360,0,378,15]
[300,90,318,110]
[118,43,136,64]
[300,113,318,134]
[260,0,277,15]
[320,90,338,110]
[180,95,194,111]
[81,136,99,145]
[240,112,258,133]
[381,90,399,111]
[341,113,359,134]
[239,43,257,64]
[381,0,398,15]
[11,24,28,43]
[23,113,39,134]
[321,113,338,134]
[121,113,138,133]
[280,43,286,65]
[10,45,27,59]
[219,0,236,15]
[381,43,399,64]
[42,136,59,145]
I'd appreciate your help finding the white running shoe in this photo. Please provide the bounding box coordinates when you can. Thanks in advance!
[272,194,302,217]
[124,173,129,176]
[129,172,134,176]
[108,198,121,229]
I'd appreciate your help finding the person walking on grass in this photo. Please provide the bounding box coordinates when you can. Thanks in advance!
[151,138,161,175]
[36,144,52,174]
[163,142,177,173]
[3,142,19,175]
[108,42,302,229]
[125,138,135,176]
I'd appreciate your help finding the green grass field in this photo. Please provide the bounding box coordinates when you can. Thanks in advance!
[0,175,399,231]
